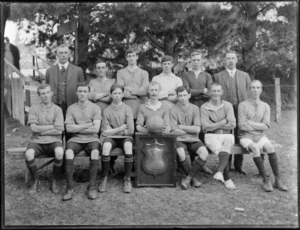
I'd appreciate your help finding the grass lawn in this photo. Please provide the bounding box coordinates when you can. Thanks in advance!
[3,109,298,227]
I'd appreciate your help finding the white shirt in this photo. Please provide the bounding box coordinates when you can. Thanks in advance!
[226,68,236,78]
[152,72,183,99]
[58,62,69,71]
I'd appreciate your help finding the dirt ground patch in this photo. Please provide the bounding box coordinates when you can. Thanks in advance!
[3,109,298,227]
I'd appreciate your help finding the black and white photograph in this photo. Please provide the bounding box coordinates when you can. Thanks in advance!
[1,2,298,228]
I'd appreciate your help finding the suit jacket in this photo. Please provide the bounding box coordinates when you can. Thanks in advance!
[45,63,85,107]
[213,69,251,104]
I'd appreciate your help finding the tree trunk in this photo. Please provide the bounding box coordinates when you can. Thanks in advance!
[77,3,91,79]
[241,2,258,79]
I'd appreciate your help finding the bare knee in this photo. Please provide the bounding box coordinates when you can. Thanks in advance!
[264,142,274,153]
[91,150,99,160]
[54,147,64,160]
[197,146,208,160]
[124,142,133,155]
[25,149,35,161]
[176,148,186,162]
[102,143,112,156]
[65,149,74,159]
[248,143,260,157]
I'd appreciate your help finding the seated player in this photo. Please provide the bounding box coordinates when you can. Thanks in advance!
[170,86,209,190]
[99,83,135,193]
[25,84,64,194]
[63,82,101,201]
[238,80,288,192]
[136,81,171,134]
[201,83,237,190]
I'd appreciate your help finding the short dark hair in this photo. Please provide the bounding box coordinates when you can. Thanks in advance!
[57,44,70,51]
[110,83,124,93]
[250,80,263,87]
[190,50,202,57]
[125,47,138,56]
[211,82,223,89]
[161,55,173,63]
[176,85,190,94]
[37,84,52,95]
[225,50,237,57]
[95,59,107,68]
[76,81,90,91]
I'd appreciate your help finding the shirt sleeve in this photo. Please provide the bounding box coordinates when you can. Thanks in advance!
[193,106,201,126]
[88,80,96,100]
[261,103,271,128]
[93,105,102,121]
[64,106,75,125]
[135,105,145,127]
[162,104,170,129]
[117,70,125,86]
[27,107,38,125]
[200,105,212,132]
[176,77,183,88]
[100,108,110,132]
[124,107,134,136]
[206,73,213,90]
[170,108,178,131]
[225,102,236,128]
[238,102,248,130]
[54,107,64,131]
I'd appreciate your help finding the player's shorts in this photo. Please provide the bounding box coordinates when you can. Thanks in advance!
[66,141,101,156]
[240,136,271,151]
[103,137,133,150]
[175,140,205,156]
[26,142,63,157]
[205,134,234,155]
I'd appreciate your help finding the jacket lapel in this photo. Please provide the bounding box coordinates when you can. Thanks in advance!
[223,70,230,88]
[53,65,59,85]
[67,63,74,83]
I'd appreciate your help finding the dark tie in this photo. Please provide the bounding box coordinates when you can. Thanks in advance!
[61,66,66,73]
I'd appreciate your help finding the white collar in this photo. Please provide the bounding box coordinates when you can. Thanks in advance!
[145,100,162,111]
[58,62,69,69]
[226,68,236,77]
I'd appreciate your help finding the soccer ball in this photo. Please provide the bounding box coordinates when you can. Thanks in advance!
[146,115,164,134]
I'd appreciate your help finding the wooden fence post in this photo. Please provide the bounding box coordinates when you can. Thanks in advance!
[274,78,281,122]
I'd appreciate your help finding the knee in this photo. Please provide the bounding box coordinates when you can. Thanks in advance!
[25,149,35,161]
[54,147,64,160]
[249,143,260,157]
[102,143,112,156]
[198,147,208,160]
[65,149,74,159]
[124,142,133,154]
[264,142,274,153]
[176,148,186,161]
[91,150,99,160]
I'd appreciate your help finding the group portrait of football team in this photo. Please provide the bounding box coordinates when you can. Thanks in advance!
[24,44,288,201]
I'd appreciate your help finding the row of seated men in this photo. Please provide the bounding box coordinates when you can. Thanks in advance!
[25,79,288,202]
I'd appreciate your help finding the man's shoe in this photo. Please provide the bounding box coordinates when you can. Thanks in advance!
[88,187,98,200]
[213,172,224,183]
[201,165,213,175]
[29,179,40,194]
[224,179,237,190]
[262,177,273,192]
[235,168,247,175]
[274,179,289,192]
[181,175,192,190]
[98,176,108,193]
[51,180,59,194]
[62,189,74,201]
[124,176,132,193]
[192,177,202,188]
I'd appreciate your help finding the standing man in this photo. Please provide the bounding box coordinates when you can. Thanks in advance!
[89,59,116,115]
[117,48,149,121]
[45,44,85,117]
[136,82,171,134]
[63,82,101,201]
[181,50,213,108]
[170,86,209,190]
[99,83,135,193]
[25,84,64,194]
[201,83,237,190]
[152,55,183,109]
[214,50,251,174]
[238,80,288,192]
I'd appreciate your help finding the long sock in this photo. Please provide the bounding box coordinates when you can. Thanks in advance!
[101,155,111,177]
[268,152,280,178]
[53,159,63,180]
[223,162,230,181]
[124,154,134,178]
[217,152,230,173]
[89,159,99,188]
[253,156,267,179]
[65,159,74,190]
[26,159,38,179]
[189,157,206,177]
[180,158,190,176]
[234,154,244,169]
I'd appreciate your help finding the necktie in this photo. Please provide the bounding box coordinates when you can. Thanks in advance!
[61,66,66,73]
